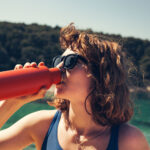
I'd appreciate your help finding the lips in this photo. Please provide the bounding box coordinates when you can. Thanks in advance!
[57,81,65,85]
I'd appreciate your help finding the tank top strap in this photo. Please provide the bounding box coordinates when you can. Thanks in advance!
[106,125,120,150]
[42,112,120,150]
[41,110,62,150]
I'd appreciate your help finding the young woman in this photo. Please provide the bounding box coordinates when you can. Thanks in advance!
[0,24,149,150]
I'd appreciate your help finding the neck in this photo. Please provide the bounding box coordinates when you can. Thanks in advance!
[67,101,110,136]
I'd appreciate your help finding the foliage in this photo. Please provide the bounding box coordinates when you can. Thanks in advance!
[0,22,62,70]
[0,21,150,87]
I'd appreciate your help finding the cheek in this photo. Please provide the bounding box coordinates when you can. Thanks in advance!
[54,68,91,99]
[66,70,91,92]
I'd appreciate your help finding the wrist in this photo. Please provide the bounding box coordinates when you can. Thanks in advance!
[0,99,24,111]
[0,99,24,128]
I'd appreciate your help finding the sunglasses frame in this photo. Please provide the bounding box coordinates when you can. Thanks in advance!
[52,54,88,69]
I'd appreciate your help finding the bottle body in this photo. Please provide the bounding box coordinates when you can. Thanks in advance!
[0,66,61,100]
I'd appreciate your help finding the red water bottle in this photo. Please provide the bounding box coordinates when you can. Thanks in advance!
[0,65,61,100]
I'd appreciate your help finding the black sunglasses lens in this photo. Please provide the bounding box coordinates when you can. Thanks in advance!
[64,55,77,69]
[52,54,86,69]
[53,56,62,67]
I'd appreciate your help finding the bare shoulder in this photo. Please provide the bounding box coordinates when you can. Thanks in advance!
[119,123,149,150]
[21,109,58,126]
[21,109,58,136]
[19,109,58,149]
[0,109,58,150]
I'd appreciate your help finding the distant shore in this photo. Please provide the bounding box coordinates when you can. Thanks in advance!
[129,86,150,99]
[48,85,150,100]
[129,86,150,93]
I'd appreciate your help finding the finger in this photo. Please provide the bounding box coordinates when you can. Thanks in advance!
[38,62,45,67]
[32,87,47,99]
[6,87,47,103]
[24,62,31,68]
[38,87,47,97]
[12,87,47,101]
[14,64,23,70]
[31,62,37,68]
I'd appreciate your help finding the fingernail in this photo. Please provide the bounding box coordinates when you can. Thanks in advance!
[38,62,45,67]
[32,63,37,67]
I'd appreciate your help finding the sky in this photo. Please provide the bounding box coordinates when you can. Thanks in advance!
[0,0,150,40]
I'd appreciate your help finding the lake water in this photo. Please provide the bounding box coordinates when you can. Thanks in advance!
[2,98,150,149]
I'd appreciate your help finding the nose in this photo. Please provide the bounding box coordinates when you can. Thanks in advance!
[56,61,63,68]
[56,62,66,82]
[56,62,66,73]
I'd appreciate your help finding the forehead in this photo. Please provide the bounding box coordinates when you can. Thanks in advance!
[62,49,76,56]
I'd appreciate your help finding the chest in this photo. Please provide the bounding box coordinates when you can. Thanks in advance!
[57,121,110,150]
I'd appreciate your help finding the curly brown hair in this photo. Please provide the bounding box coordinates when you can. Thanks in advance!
[49,23,133,126]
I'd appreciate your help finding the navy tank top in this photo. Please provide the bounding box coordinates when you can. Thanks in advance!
[41,111,119,150]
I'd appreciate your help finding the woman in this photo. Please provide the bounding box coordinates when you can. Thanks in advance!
[0,24,149,150]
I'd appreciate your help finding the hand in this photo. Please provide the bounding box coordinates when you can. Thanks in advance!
[0,62,48,128]
[6,87,47,104]
[6,62,48,105]
[14,61,45,70]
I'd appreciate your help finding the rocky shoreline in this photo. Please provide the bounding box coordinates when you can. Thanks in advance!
[36,85,150,104]
[129,86,150,100]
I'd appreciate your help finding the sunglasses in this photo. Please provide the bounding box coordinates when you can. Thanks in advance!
[52,54,88,69]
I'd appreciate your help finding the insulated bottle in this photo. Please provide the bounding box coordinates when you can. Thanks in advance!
[0,65,61,100]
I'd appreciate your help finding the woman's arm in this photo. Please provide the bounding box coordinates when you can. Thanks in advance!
[0,62,55,150]
[0,100,23,128]
[0,109,57,150]
[0,62,46,128]
[0,89,47,150]
[0,88,46,128]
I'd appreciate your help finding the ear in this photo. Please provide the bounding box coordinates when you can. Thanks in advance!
[82,64,91,74]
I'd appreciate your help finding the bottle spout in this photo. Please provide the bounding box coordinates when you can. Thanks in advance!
[48,68,61,84]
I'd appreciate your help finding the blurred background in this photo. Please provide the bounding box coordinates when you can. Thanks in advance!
[0,0,150,149]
